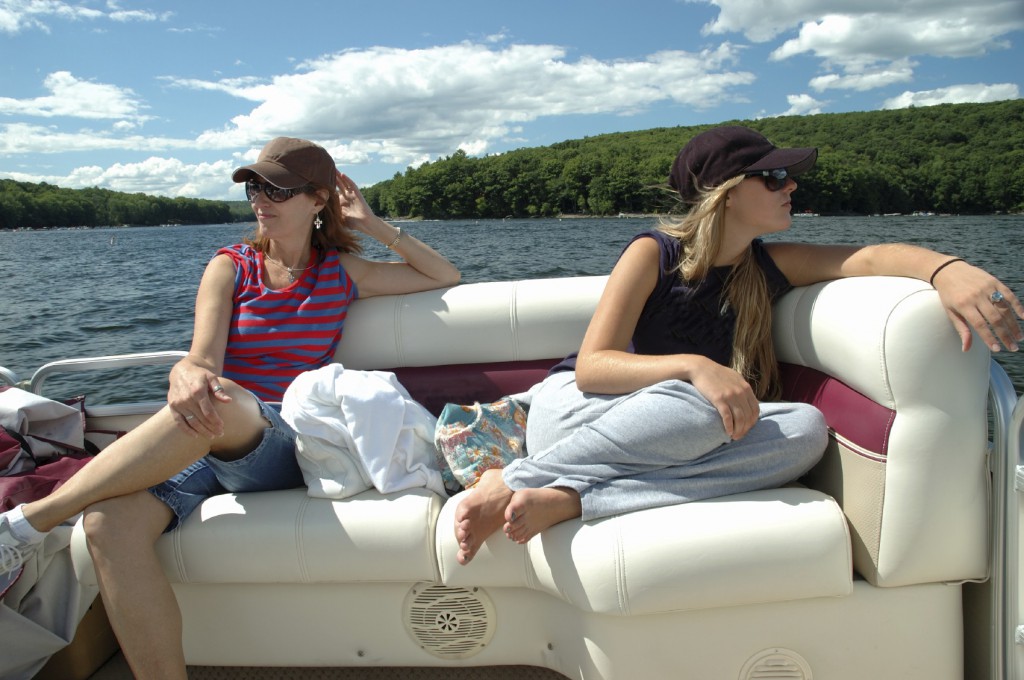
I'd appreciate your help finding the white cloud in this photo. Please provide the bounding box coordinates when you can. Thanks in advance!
[0,0,101,34]
[174,42,754,167]
[0,0,167,34]
[108,9,172,22]
[698,0,1024,93]
[0,71,150,120]
[780,93,826,116]
[882,83,1021,109]
[2,39,759,198]
[0,123,192,154]
[66,155,236,197]
[1,155,239,199]
[699,0,1022,50]
[809,59,915,92]
[770,9,1019,65]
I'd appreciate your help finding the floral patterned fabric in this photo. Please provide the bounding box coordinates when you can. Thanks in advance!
[434,397,527,490]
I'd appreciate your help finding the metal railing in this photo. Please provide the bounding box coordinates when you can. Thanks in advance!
[26,351,186,395]
[989,361,1024,680]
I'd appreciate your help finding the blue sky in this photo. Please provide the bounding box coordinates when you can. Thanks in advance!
[1,0,1022,201]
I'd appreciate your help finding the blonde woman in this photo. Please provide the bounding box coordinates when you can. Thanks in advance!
[455,125,1023,565]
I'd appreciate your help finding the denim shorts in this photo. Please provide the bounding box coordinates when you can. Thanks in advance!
[148,394,305,532]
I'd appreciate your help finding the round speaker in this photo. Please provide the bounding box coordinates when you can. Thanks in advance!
[738,647,812,679]
[404,583,495,660]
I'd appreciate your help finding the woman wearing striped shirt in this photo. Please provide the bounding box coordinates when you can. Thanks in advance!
[0,137,460,679]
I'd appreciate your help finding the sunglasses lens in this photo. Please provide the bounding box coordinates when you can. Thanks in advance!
[245,181,260,202]
[246,181,290,202]
[765,169,788,191]
[246,181,311,203]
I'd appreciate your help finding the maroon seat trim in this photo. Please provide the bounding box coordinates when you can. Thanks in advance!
[781,363,895,459]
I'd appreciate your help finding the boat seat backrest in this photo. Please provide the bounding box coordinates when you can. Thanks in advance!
[336,275,991,588]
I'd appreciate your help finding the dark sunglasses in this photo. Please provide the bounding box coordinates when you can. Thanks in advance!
[745,168,790,192]
[245,180,313,203]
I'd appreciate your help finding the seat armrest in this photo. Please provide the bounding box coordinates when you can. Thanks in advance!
[773,277,990,586]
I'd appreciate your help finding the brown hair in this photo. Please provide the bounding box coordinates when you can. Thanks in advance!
[245,184,363,257]
[657,177,781,401]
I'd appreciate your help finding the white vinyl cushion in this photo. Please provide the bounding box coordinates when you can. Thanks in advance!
[437,487,853,615]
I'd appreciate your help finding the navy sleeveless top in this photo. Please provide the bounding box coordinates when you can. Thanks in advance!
[551,230,791,373]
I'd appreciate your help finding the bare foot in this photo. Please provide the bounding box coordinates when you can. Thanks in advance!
[503,487,582,544]
[453,469,513,565]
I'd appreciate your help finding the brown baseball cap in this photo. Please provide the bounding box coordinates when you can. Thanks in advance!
[669,126,817,204]
[232,137,336,189]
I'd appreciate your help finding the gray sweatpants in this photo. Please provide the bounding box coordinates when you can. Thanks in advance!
[503,371,828,521]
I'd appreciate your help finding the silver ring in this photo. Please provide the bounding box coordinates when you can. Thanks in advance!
[991,290,1005,304]
[184,414,195,421]
[212,385,225,393]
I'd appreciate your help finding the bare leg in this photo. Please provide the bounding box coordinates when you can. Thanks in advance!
[453,468,513,565]
[21,382,265,532]
[503,487,582,544]
[83,492,187,680]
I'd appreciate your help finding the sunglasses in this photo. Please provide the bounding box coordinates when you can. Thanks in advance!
[245,180,313,203]
[745,168,790,192]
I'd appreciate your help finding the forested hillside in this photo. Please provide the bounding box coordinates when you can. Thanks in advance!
[3,99,1021,230]
[0,181,241,230]
[363,100,1024,218]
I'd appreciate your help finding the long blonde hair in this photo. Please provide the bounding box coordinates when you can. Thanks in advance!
[657,177,781,401]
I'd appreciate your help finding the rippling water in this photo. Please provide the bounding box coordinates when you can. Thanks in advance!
[1,215,1021,403]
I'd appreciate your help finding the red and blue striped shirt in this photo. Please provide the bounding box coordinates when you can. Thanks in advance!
[218,244,357,401]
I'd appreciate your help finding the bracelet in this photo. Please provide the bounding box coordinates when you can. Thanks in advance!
[929,257,965,286]
[385,226,404,250]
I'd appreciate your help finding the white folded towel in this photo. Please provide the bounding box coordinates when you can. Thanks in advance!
[281,364,445,499]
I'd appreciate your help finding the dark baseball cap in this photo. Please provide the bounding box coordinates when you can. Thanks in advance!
[669,126,817,204]
[232,137,336,189]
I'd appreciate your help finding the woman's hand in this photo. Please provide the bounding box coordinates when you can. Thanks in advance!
[688,357,760,440]
[335,170,374,233]
[167,357,231,438]
[931,260,1023,353]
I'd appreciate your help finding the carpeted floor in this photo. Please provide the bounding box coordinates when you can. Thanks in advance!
[90,652,570,679]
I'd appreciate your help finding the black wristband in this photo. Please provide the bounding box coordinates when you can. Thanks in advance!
[929,258,965,287]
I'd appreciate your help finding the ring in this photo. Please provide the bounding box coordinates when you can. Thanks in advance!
[212,385,225,393]
[991,290,1005,304]
[184,414,195,421]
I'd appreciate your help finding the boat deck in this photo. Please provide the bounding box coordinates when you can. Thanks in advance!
[89,652,569,679]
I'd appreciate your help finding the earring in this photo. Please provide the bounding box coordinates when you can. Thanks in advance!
[314,213,323,230]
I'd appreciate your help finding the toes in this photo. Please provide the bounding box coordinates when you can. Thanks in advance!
[456,543,478,565]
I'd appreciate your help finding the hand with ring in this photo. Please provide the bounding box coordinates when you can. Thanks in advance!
[168,359,232,438]
[930,260,1023,353]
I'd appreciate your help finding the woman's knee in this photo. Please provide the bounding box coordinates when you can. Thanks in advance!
[785,404,829,467]
[82,492,171,554]
[797,404,828,445]
[208,385,270,459]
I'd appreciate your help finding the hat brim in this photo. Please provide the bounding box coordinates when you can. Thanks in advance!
[743,147,818,177]
[231,161,309,189]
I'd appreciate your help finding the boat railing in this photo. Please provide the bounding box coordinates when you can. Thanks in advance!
[26,351,187,395]
[987,360,1024,680]
[0,366,19,388]
[26,351,187,417]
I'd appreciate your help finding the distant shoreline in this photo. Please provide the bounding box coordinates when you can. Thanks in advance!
[4,211,1023,232]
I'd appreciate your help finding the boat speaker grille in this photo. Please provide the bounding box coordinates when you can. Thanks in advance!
[739,647,812,679]
[403,583,495,660]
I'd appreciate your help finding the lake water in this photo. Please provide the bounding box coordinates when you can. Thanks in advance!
[1,215,1021,403]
